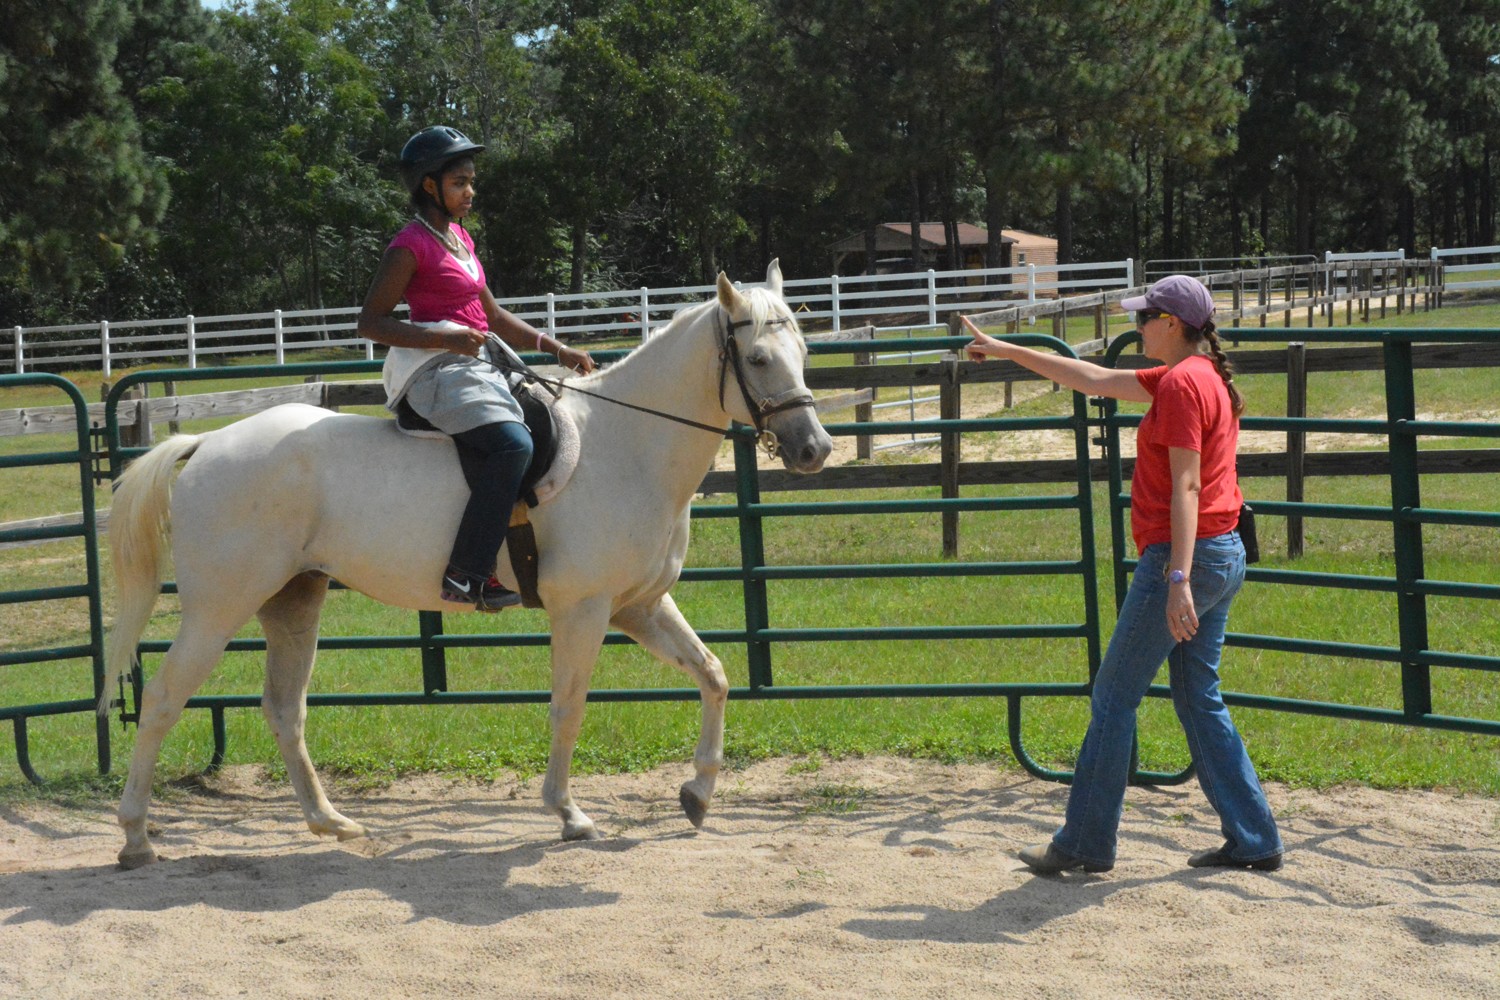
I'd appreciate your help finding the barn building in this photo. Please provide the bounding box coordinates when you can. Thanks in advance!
[827,223,1059,295]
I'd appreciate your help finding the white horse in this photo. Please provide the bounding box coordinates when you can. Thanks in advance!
[101,261,832,868]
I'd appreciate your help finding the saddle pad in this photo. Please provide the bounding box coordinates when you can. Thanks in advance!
[391,383,581,507]
[524,388,580,507]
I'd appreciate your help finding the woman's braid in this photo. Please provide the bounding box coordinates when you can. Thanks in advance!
[1199,323,1245,418]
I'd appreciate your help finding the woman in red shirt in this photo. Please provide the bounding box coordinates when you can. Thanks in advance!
[964,275,1282,874]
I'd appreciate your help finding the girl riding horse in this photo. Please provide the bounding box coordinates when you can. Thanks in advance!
[358,125,595,611]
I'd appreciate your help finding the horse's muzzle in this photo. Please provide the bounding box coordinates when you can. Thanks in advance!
[771,411,833,474]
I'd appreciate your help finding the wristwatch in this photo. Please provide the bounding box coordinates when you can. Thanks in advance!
[1166,569,1188,585]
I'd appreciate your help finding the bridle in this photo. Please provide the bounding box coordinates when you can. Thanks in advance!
[715,307,816,457]
[483,305,815,458]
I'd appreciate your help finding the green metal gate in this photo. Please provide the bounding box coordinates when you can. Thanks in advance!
[0,374,109,781]
[85,342,1105,777]
[1097,327,1500,751]
[3,328,1497,784]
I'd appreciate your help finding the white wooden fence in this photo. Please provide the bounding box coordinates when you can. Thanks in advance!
[1430,244,1500,295]
[1,260,1134,376]
[7,244,1494,377]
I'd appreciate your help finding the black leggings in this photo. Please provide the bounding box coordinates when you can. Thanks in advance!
[447,421,534,578]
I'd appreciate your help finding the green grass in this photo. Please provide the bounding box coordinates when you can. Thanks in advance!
[2,313,1499,803]
[3,474,1496,803]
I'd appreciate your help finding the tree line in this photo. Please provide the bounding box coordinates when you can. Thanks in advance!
[2,0,1497,327]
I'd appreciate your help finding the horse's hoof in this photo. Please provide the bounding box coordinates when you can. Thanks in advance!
[561,821,602,842]
[679,785,708,828]
[310,815,366,841]
[118,847,158,870]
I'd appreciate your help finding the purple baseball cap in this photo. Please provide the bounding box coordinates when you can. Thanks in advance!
[1121,274,1215,329]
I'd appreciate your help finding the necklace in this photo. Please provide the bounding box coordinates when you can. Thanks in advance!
[414,214,464,256]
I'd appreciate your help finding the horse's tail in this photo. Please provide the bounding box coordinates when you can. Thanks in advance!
[99,433,203,716]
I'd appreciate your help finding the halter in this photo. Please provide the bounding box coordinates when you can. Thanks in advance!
[715,307,816,458]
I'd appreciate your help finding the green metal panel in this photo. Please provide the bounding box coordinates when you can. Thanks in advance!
[1100,327,1500,740]
[0,373,108,782]
[5,327,1500,785]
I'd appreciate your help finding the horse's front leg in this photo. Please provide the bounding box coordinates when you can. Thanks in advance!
[611,593,726,828]
[543,596,611,840]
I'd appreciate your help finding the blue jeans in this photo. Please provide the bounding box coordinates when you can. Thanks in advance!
[1053,532,1282,867]
[448,421,533,578]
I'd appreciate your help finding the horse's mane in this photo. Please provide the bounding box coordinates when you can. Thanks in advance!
[584,286,782,384]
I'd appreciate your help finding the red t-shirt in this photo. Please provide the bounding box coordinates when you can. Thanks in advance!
[389,221,489,332]
[1131,356,1242,553]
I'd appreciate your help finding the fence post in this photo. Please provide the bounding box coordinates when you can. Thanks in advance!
[1027,264,1036,303]
[12,326,22,374]
[1286,342,1306,559]
[940,331,962,558]
[831,274,842,333]
[187,315,197,369]
[164,379,180,435]
[640,287,650,341]
[855,329,874,461]
[1125,258,1135,289]
[733,433,773,690]
[418,610,448,695]
[1396,260,1406,315]
[100,320,111,378]
[1382,337,1432,719]
[927,269,938,327]
[274,309,285,365]
[1323,251,1335,323]
[546,292,557,337]
[113,383,146,448]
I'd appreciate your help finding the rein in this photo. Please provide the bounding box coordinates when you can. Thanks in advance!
[485,345,730,438]
[483,306,816,457]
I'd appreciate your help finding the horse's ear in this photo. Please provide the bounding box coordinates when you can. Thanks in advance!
[716,271,745,312]
[765,258,783,297]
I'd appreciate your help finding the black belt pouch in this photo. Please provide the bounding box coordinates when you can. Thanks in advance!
[1239,503,1260,564]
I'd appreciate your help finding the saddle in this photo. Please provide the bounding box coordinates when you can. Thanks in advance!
[395,383,581,609]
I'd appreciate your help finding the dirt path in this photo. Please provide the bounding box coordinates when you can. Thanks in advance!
[3,757,1497,999]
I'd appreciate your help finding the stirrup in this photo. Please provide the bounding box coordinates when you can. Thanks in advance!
[475,576,522,613]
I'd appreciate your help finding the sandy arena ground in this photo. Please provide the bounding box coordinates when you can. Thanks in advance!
[2,757,1497,999]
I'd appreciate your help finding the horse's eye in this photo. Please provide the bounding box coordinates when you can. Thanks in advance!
[747,352,769,367]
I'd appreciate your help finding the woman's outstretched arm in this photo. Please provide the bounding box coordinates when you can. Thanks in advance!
[962,316,1150,402]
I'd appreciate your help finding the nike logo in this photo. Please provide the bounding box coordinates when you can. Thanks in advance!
[446,577,472,595]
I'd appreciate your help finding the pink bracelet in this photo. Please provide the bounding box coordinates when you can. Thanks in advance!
[535,331,544,352]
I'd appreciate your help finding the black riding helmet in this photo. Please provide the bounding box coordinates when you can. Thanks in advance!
[398,125,485,197]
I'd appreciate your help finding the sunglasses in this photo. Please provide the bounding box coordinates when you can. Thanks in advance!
[1135,309,1171,326]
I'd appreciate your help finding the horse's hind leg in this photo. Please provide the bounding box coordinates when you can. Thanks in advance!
[611,593,727,828]
[117,621,240,868]
[257,572,364,842]
[543,596,611,841]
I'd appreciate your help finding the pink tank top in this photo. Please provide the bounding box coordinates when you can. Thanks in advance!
[389,220,488,331]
